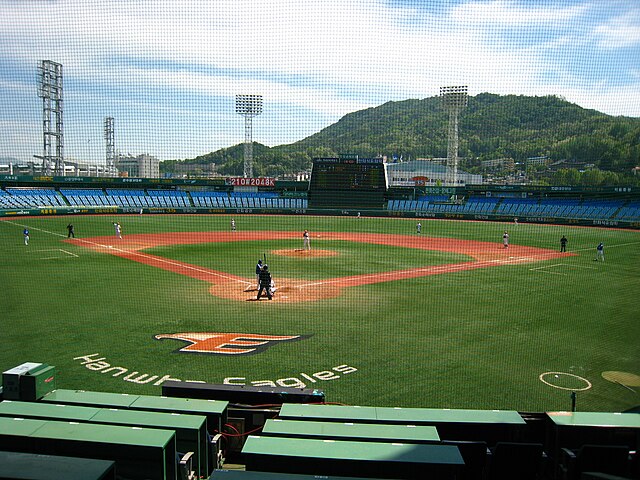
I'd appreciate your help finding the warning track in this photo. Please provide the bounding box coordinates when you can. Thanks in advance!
[67,231,572,302]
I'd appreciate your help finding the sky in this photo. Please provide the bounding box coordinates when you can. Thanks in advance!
[1,0,639,164]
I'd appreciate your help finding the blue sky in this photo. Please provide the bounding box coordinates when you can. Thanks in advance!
[1,0,639,164]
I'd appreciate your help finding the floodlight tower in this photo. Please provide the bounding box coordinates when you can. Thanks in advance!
[104,117,116,176]
[440,86,468,187]
[38,60,64,175]
[235,94,263,178]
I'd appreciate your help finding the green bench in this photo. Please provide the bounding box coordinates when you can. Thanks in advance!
[0,450,116,480]
[261,418,440,443]
[278,403,527,444]
[241,435,464,479]
[41,389,228,434]
[0,417,176,480]
[0,399,209,479]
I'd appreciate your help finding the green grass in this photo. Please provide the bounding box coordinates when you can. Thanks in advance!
[1,214,639,413]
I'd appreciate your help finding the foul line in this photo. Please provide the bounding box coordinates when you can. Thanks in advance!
[298,256,537,289]
[5,220,249,285]
[570,241,640,253]
[32,248,79,260]
[6,220,572,290]
[529,263,597,275]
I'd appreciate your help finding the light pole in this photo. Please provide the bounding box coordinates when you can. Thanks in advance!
[440,86,468,187]
[235,94,263,178]
[38,60,64,175]
[104,117,116,177]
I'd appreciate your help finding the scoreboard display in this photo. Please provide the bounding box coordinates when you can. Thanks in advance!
[310,157,387,191]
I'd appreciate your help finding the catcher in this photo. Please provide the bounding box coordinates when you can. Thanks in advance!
[257,264,274,301]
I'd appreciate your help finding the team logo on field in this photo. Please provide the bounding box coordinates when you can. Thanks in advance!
[154,332,306,355]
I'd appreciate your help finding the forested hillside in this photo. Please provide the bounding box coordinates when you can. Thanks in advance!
[162,93,640,182]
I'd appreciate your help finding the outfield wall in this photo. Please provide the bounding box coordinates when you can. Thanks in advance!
[2,205,638,229]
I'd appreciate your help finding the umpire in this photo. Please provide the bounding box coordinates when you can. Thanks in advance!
[257,264,273,301]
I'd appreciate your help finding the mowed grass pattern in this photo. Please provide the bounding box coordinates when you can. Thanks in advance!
[0,214,638,412]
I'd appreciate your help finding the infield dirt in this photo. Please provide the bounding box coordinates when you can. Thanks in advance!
[67,231,571,303]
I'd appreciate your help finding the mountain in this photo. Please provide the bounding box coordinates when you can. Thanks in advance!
[161,93,640,178]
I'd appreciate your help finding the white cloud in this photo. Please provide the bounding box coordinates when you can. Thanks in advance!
[593,10,640,49]
[1,0,639,162]
[449,0,588,27]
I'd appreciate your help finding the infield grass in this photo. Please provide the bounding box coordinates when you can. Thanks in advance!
[1,214,638,413]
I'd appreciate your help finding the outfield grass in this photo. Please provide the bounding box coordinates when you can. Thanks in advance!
[1,214,638,413]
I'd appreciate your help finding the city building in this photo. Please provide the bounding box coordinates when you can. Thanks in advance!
[115,153,160,178]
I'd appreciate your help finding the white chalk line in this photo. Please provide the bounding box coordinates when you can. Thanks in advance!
[570,241,640,253]
[530,262,598,275]
[298,256,537,289]
[4,220,251,286]
[31,248,79,260]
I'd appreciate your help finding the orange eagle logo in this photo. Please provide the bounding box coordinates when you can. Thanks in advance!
[154,332,305,355]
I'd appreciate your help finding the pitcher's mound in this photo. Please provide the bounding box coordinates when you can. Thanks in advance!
[272,249,338,258]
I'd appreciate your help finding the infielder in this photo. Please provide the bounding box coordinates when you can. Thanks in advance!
[113,222,122,239]
[303,229,311,250]
[502,231,509,248]
[594,242,605,261]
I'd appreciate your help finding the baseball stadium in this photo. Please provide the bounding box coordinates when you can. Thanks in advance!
[1,167,639,479]
[2,1,640,478]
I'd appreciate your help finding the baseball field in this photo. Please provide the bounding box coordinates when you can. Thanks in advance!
[1,214,638,413]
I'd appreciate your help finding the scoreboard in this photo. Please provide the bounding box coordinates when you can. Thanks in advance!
[310,157,387,191]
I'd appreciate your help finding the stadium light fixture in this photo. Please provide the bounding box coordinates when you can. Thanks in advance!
[38,60,64,176]
[235,94,263,178]
[440,86,468,187]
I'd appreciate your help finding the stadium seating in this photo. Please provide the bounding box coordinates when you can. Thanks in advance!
[60,188,109,206]
[1,187,65,208]
[385,194,640,222]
